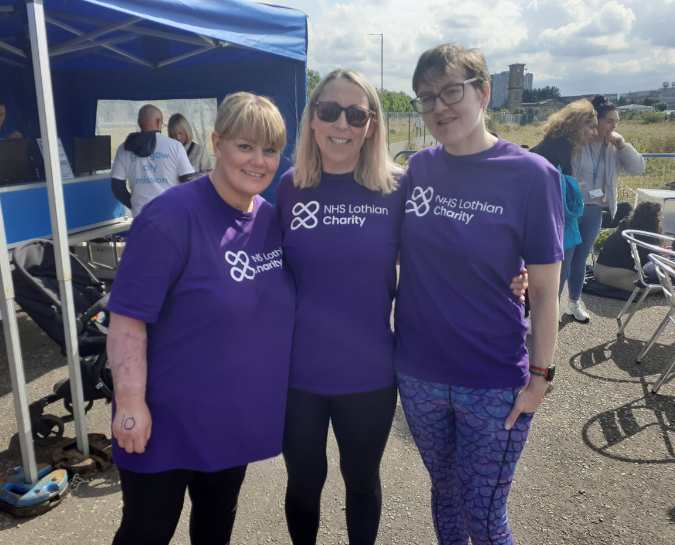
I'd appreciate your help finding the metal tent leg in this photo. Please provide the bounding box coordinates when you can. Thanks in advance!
[26,0,89,456]
[0,207,38,484]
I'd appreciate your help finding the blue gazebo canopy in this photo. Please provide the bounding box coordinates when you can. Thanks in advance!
[0,0,308,196]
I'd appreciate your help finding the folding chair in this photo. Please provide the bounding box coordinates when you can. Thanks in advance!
[616,229,675,337]
[639,253,675,393]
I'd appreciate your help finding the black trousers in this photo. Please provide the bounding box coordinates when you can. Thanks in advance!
[112,465,247,545]
[282,384,397,545]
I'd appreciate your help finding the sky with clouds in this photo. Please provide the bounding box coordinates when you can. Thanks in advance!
[273,0,675,97]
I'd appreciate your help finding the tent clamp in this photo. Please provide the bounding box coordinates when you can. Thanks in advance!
[0,465,69,518]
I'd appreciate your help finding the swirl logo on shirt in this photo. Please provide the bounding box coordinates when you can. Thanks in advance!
[405,186,434,217]
[224,251,256,282]
[290,201,320,230]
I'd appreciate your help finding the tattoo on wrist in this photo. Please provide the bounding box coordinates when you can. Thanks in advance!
[122,415,136,431]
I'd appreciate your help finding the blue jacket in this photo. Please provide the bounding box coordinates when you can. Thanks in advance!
[560,169,584,250]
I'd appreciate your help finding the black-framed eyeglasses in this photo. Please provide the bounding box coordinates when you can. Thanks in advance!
[410,78,478,114]
[314,101,375,128]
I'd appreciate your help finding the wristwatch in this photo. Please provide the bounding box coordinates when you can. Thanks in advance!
[529,364,555,381]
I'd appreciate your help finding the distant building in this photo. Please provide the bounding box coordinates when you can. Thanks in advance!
[617,104,655,112]
[490,71,509,109]
[521,98,565,122]
[560,93,619,104]
[507,64,525,110]
[490,66,533,110]
[658,86,675,107]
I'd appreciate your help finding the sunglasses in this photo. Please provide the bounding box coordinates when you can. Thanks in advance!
[314,101,375,128]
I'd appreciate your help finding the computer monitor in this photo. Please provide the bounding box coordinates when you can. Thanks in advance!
[0,138,40,186]
[73,135,111,176]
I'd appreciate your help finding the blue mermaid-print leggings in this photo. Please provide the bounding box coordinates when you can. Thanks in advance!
[397,373,533,545]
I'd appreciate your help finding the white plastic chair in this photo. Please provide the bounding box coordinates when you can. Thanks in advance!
[639,253,675,393]
[616,229,675,337]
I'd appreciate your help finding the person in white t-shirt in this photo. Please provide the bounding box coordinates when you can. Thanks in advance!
[111,104,194,216]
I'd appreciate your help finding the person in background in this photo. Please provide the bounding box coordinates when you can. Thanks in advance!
[531,99,598,320]
[168,113,213,173]
[595,202,661,292]
[107,92,294,545]
[110,104,194,216]
[396,43,563,545]
[0,101,23,139]
[557,95,645,322]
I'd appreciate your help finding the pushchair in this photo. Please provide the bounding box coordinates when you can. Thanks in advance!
[11,240,113,444]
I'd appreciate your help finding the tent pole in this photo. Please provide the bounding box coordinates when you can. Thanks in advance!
[0,207,39,485]
[26,0,89,456]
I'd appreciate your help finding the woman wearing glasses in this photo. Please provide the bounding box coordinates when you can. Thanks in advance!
[395,44,563,545]
[276,67,527,545]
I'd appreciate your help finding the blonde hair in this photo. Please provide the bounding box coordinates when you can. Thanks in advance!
[542,99,596,149]
[168,113,194,143]
[214,92,286,151]
[293,69,400,194]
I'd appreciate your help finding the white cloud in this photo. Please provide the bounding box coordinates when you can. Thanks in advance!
[275,0,675,96]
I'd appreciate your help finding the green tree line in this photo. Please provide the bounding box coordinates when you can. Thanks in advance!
[522,86,561,102]
[307,69,414,112]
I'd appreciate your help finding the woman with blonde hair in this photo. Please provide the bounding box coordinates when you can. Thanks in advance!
[108,92,294,545]
[277,66,527,545]
[168,112,212,173]
[276,68,402,545]
[533,96,644,322]
[532,99,597,175]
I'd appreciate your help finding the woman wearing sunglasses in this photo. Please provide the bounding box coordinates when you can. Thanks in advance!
[395,44,563,545]
[276,68,529,545]
[276,68,402,545]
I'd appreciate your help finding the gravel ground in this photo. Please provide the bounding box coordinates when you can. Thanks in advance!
[0,293,674,544]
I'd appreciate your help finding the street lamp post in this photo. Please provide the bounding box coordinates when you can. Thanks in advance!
[368,33,383,92]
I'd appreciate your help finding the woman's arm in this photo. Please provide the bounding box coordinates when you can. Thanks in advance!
[611,133,645,175]
[107,312,152,453]
[505,262,560,429]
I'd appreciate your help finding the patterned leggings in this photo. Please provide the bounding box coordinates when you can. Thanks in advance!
[398,373,533,545]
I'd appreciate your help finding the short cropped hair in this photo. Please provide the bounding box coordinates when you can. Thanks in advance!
[137,104,162,129]
[412,44,489,95]
[168,113,194,143]
[293,68,400,193]
[214,92,286,152]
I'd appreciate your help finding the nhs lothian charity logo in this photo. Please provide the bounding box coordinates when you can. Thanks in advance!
[290,201,320,230]
[224,251,256,282]
[224,248,283,282]
[405,186,434,217]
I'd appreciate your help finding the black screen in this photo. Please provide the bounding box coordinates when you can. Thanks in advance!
[73,135,112,176]
[0,139,37,185]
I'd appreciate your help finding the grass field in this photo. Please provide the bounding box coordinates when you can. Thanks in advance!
[387,118,675,203]
[492,120,675,203]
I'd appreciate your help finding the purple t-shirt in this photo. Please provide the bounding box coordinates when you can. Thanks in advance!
[277,169,404,394]
[108,176,295,472]
[395,141,564,388]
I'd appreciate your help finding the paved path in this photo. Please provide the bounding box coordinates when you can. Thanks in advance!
[1,293,674,544]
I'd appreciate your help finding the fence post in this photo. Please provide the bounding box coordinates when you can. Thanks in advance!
[408,113,411,148]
